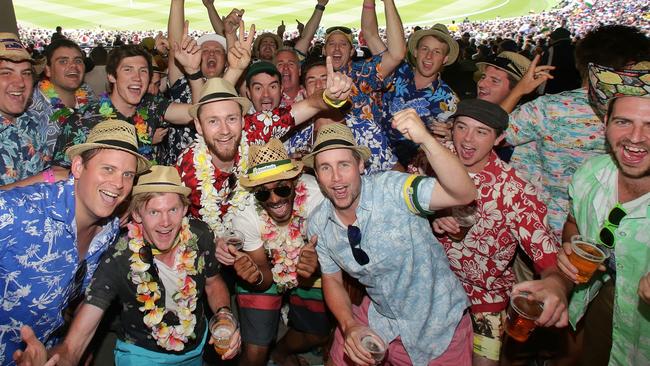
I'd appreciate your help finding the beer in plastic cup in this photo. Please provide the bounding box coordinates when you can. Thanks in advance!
[448,204,477,241]
[568,235,608,284]
[505,292,543,342]
[224,230,244,251]
[360,331,386,364]
[209,311,238,355]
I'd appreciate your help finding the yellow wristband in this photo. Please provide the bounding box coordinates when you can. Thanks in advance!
[322,92,347,108]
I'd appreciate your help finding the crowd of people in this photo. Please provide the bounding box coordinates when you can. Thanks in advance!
[0,0,649,365]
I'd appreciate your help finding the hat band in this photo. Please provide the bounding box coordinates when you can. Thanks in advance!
[247,159,295,181]
[94,139,139,154]
[492,57,524,79]
[198,92,239,103]
[137,182,179,187]
[312,138,355,152]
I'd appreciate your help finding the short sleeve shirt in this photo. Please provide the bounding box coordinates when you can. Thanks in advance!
[157,76,196,166]
[0,114,47,185]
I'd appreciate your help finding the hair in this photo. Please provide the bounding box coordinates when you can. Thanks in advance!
[45,39,84,66]
[128,192,190,216]
[273,47,300,64]
[575,25,650,82]
[79,148,103,166]
[106,44,153,80]
[417,34,450,56]
[300,56,326,85]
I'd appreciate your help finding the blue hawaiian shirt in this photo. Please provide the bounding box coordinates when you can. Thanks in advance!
[0,114,47,186]
[382,61,458,166]
[0,178,121,364]
[308,172,468,365]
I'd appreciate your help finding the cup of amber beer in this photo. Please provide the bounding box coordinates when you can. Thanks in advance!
[448,204,477,241]
[359,329,386,364]
[568,235,609,284]
[505,292,544,342]
[209,310,238,356]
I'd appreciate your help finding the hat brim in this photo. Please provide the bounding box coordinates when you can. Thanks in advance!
[132,184,191,196]
[408,29,458,66]
[253,34,283,57]
[303,145,371,168]
[190,96,253,119]
[66,143,151,174]
[239,161,304,188]
[476,61,522,81]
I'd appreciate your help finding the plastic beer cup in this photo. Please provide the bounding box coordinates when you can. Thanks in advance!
[360,330,386,364]
[224,230,245,251]
[568,235,608,284]
[505,292,543,342]
[209,310,238,356]
[449,204,477,241]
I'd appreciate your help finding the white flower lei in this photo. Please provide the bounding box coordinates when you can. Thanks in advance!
[193,132,251,236]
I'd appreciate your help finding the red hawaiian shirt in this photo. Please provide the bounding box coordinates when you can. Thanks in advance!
[439,152,559,312]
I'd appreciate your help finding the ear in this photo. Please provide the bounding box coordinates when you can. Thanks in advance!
[245,88,251,99]
[45,65,52,79]
[131,208,143,224]
[107,73,117,84]
[70,155,85,179]
[357,158,365,175]
[194,117,204,137]
[443,55,449,65]
[182,204,189,217]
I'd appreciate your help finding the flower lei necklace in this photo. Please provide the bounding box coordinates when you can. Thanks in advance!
[40,79,89,124]
[257,180,308,292]
[193,132,251,236]
[98,93,151,144]
[127,217,199,351]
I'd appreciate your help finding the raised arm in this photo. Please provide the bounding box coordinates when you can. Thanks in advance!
[360,0,387,55]
[392,108,476,209]
[202,0,225,35]
[500,54,555,113]
[167,0,185,85]
[378,0,406,78]
[223,20,255,86]
[294,0,329,55]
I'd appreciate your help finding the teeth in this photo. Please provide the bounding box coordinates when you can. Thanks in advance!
[9,92,23,96]
[626,146,647,153]
[100,189,118,198]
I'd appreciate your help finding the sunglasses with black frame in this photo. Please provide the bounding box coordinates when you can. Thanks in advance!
[254,185,294,202]
[347,225,369,265]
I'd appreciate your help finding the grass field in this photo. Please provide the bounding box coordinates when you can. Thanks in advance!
[15,0,561,32]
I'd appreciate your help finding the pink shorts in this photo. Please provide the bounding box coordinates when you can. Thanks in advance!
[329,297,472,366]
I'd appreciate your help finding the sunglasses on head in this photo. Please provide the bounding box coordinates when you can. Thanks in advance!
[347,225,369,265]
[254,185,293,202]
[599,203,627,248]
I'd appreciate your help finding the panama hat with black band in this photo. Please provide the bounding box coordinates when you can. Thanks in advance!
[189,78,252,118]
[303,123,371,168]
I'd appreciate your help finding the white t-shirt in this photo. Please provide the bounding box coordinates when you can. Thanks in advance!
[232,174,324,252]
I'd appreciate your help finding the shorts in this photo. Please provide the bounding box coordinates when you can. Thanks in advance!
[236,282,331,346]
[471,310,505,361]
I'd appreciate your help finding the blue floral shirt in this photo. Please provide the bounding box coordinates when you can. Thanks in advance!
[0,178,121,364]
[308,172,468,365]
[382,62,458,165]
[0,114,47,186]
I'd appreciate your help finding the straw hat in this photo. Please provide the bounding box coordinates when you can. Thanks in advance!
[239,138,304,188]
[189,78,252,118]
[588,61,650,120]
[0,33,33,63]
[253,33,283,59]
[302,123,371,168]
[407,24,459,66]
[132,165,191,196]
[66,119,150,174]
[476,51,532,81]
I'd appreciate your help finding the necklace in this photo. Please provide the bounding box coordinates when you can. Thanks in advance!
[98,93,151,144]
[257,180,308,292]
[127,217,199,351]
[40,79,89,124]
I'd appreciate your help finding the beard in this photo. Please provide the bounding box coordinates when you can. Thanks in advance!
[205,134,240,164]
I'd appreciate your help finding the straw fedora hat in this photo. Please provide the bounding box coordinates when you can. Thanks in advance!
[476,51,532,81]
[407,24,459,66]
[302,123,371,168]
[132,165,191,196]
[189,78,252,118]
[66,119,150,174]
[253,32,283,59]
[239,138,304,188]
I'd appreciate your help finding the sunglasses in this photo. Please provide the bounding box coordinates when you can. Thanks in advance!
[347,225,369,265]
[599,203,627,248]
[139,245,160,280]
[254,185,293,202]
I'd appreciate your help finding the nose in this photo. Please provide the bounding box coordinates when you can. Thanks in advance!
[461,129,475,143]
[331,167,341,182]
[160,212,171,227]
[630,123,646,143]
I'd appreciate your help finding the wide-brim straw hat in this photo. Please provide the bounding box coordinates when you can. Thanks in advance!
[253,33,283,59]
[189,78,252,118]
[407,24,459,66]
[588,61,650,120]
[0,33,33,63]
[66,119,151,174]
[239,138,304,187]
[476,51,531,81]
[132,165,191,196]
[302,123,371,168]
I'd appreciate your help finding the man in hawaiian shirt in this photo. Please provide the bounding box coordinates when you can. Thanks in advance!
[13,166,239,365]
[551,63,650,365]
[0,33,48,186]
[1,119,150,364]
[275,48,306,108]
[214,139,329,366]
[432,99,564,365]
[304,121,477,365]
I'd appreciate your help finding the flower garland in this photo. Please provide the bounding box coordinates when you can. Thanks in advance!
[127,217,199,351]
[193,132,251,237]
[98,93,151,144]
[40,79,89,124]
[257,180,308,292]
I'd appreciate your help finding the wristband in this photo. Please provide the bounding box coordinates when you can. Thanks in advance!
[42,168,55,183]
[315,4,326,11]
[363,4,375,9]
[254,271,264,286]
[322,92,347,108]
[187,70,203,80]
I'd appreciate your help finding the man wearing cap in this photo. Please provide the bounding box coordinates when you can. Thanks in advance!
[322,0,406,172]
[305,120,477,365]
[214,138,329,366]
[0,32,49,186]
[431,99,563,365]
[0,119,149,364]
[13,166,239,365]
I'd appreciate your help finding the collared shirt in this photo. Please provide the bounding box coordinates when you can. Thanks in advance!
[0,178,120,364]
[567,154,650,366]
[505,88,606,240]
[439,152,558,312]
[280,87,306,108]
[52,93,171,166]
[157,76,196,166]
[85,218,219,354]
[339,55,396,173]
[308,172,468,365]
[382,61,459,164]
[0,114,48,185]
